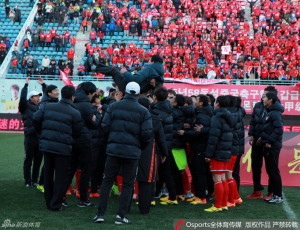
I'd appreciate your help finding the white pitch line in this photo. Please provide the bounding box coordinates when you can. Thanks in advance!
[282,191,297,220]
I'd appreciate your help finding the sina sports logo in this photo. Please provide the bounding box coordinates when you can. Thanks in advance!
[174,219,185,230]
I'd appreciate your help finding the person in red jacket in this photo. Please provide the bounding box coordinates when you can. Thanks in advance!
[11,56,19,73]
[64,65,71,77]
[260,66,269,79]
[70,36,76,46]
[67,47,75,63]
[45,33,52,47]
[90,28,97,44]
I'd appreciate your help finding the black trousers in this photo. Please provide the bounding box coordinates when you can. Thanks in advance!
[233,155,242,191]
[39,165,44,185]
[90,141,106,193]
[264,146,282,197]
[44,152,71,210]
[138,181,154,214]
[65,142,92,202]
[97,156,138,218]
[23,134,43,184]
[190,153,208,199]
[170,152,184,196]
[95,63,126,92]
[251,142,265,191]
[156,154,177,200]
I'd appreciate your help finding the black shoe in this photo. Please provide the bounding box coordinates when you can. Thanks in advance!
[93,215,104,223]
[77,200,95,207]
[50,206,65,211]
[115,215,131,224]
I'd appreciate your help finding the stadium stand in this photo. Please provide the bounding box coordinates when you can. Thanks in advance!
[2,0,300,83]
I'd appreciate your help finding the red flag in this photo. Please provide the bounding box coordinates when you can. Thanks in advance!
[59,69,76,87]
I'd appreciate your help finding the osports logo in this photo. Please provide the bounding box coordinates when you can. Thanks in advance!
[174,219,185,230]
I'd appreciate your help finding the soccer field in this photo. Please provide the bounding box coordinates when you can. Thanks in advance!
[0,133,299,230]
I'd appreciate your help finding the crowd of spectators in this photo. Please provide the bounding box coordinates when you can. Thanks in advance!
[7,0,300,81]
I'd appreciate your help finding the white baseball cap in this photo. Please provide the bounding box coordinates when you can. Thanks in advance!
[28,91,42,99]
[125,82,140,95]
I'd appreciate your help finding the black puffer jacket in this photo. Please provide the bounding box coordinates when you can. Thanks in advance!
[152,100,173,151]
[248,101,265,138]
[40,94,59,105]
[18,83,45,136]
[237,107,246,155]
[123,62,164,93]
[185,105,213,154]
[172,106,186,149]
[102,94,153,159]
[227,107,239,156]
[73,89,100,143]
[206,108,234,161]
[261,102,284,148]
[32,99,83,155]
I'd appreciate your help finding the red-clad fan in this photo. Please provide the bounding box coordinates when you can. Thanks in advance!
[67,47,75,61]
[70,36,76,46]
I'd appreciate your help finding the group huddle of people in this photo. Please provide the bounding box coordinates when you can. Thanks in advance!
[19,64,284,224]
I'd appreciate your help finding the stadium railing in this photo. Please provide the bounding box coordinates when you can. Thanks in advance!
[3,74,298,86]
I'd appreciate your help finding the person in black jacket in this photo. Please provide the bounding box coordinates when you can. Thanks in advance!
[247,86,281,199]
[225,95,243,207]
[169,94,186,198]
[94,82,152,224]
[151,87,178,205]
[37,84,59,193]
[178,94,213,205]
[95,55,164,93]
[33,85,83,211]
[18,77,46,187]
[89,94,105,198]
[137,96,168,214]
[259,92,284,204]
[65,82,100,207]
[233,97,246,191]
[204,95,233,213]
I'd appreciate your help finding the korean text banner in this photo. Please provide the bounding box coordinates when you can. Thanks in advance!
[164,83,300,115]
[240,133,300,187]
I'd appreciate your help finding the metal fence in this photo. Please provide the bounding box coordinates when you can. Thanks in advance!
[2,74,298,86]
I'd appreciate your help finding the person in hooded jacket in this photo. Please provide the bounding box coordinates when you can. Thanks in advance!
[18,77,46,188]
[204,95,233,213]
[225,95,243,207]
[95,55,164,93]
[168,94,186,198]
[137,96,168,214]
[178,94,213,205]
[36,84,59,193]
[65,82,101,207]
[233,96,246,191]
[89,94,105,198]
[151,86,178,205]
[247,86,282,200]
[94,82,152,224]
[258,92,283,204]
[32,85,83,211]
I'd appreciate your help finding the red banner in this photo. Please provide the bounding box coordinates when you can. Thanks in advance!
[164,83,300,115]
[240,133,300,187]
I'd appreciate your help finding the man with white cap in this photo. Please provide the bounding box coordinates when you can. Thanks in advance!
[94,82,153,225]
[18,77,46,188]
